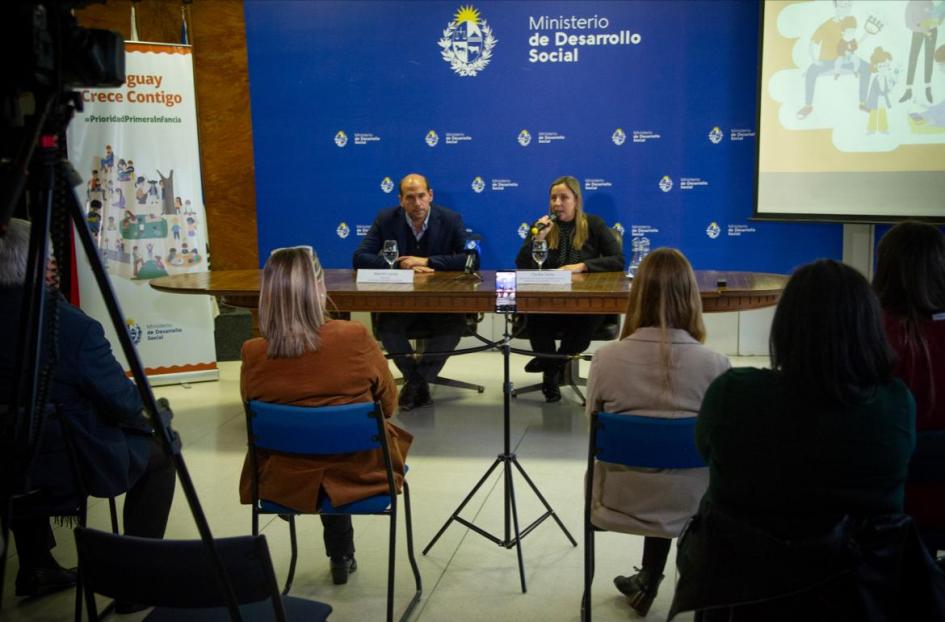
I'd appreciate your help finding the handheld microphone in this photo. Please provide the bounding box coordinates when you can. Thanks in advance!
[530,213,558,236]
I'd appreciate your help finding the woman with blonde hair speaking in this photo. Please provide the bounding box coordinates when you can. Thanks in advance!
[238,246,411,585]
[585,248,729,615]
[516,175,625,401]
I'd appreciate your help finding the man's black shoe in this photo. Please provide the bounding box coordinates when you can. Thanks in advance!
[330,555,358,585]
[115,602,150,614]
[15,565,77,598]
[398,381,418,412]
[413,379,433,409]
[542,369,561,403]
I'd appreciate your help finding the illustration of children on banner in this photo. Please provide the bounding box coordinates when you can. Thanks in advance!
[82,143,206,281]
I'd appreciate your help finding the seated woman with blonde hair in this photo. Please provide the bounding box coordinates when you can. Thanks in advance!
[238,246,411,585]
[585,247,730,615]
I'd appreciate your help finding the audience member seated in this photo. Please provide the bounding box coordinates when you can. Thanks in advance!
[515,175,625,402]
[671,259,945,620]
[238,246,412,585]
[585,248,729,615]
[0,219,175,601]
[874,222,945,562]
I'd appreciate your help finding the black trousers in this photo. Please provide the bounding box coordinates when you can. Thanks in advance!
[525,314,605,369]
[376,313,464,384]
[641,536,672,575]
[11,435,176,570]
[321,514,354,559]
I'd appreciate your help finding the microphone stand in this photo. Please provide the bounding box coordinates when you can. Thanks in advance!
[422,313,577,593]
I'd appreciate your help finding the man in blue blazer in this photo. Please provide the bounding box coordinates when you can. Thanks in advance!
[1,219,175,599]
[353,173,476,410]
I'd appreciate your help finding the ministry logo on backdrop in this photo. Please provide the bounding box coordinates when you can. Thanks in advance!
[336,222,350,239]
[658,176,673,192]
[518,129,532,147]
[611,128,627,146]
[439,5,497,77]
[471,176,485,193]
[706,222,721,239]
[334,131,348,147]
[517,223,530,239]
[425,130,440,147]
[126,319,142,345]
[708,126,723,144]
[380,177,394,193]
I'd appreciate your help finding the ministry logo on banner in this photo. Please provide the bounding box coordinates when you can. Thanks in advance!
[439,5,497,77]
[471,176,485,193]
[706,222,721,239]
[612,128,627,146]
[658,176,673,192]
[425,130,439,147]
[518,129,532,146]
[334,131,348,147]
[708,126,723,144]
[380,177,394,193]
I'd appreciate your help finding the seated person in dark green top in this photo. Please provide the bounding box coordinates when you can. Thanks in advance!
[673,259,920,621]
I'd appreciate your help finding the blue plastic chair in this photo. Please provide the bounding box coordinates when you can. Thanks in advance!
[581,412,705,622]
[244,400,422,622]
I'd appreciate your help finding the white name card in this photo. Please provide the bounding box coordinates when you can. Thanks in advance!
[516,270,573,285]
[356,269,415,284]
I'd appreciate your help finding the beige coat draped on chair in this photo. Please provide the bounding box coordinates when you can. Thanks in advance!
[585,327,730,538]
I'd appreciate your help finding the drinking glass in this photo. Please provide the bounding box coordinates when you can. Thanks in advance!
[382,240,399,269]
[532,239,548,271]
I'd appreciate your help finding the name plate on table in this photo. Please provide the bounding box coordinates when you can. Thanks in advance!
[516,270,573,286]
[356,269,415,284]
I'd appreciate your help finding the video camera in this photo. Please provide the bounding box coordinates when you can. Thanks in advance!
[1,1,124,227]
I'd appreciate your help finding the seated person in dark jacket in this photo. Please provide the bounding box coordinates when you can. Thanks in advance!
[874,222,945,562]
[352,173,474,411]
[672,259,924,621]
[0,219,176,599]
[515,175,624,402]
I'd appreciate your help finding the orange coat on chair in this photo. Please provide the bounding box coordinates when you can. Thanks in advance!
[238,320,412,513]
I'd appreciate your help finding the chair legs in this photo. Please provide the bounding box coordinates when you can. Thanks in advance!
[581,522,594,622]
[284,516,298,595]
[401,481,423,622]
[384,480,424,622]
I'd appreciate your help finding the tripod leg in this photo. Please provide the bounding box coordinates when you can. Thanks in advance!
[511,456,577,546]
[423,457,504,555]
[505,460,527,593]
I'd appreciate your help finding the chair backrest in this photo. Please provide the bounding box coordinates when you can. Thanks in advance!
[245,401,383,456]
[74,527,286,613]
[591,411,705,469]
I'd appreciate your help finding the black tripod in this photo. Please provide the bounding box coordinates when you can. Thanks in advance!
[422,313,577,593]
[0,87,242,617]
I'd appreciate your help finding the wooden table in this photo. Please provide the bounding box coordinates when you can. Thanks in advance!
[150,269,788,314]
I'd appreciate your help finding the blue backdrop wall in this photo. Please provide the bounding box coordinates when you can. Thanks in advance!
[243,0,842,271]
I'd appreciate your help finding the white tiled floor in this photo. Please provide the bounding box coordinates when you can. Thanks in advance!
[1,353,769,622]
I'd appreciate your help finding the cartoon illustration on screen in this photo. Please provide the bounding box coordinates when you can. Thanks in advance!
[866,47,896,133]
[899,0,944,104]
[768,0,945,151]
[795,1,877,120]
[909,44,945,130]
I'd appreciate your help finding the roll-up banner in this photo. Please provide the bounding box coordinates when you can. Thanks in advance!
[67,41,218,385]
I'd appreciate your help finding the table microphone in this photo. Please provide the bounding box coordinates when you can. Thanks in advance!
[464,235,482,280]
[530,213,558,236]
